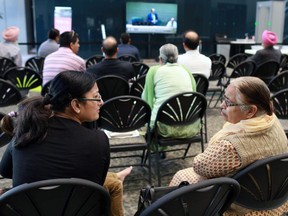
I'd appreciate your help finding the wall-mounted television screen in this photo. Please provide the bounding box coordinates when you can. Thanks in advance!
[126,2,178,34]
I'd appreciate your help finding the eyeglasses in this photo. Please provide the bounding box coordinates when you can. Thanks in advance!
[77,94,102,102]
[222,95,247,107]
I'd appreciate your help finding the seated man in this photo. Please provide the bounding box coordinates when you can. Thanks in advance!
[118,33,141,62]
[1,26,22,66]
[86,36,134,81]
[170,76,288,215]
[38,28,60,58]
[246,30,281,69]
[42,31,86,85]
[177,30,211,79]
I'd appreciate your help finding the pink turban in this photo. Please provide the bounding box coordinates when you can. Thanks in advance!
[2,26,20,42]
[262,30,277,46]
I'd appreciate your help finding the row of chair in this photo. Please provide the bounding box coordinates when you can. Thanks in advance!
[207,53,283,107]
[85,54,139,68]
[0,152,286,216]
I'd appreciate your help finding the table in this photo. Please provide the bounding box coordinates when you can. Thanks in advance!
[245,49,288,55]
[230,39,256,57]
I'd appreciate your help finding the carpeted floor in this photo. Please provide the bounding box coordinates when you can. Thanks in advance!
[0,92,224,216]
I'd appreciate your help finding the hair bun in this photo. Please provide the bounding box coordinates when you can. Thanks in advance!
[43,93,52,105]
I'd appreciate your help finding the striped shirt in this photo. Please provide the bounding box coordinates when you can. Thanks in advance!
[42,47,86,85]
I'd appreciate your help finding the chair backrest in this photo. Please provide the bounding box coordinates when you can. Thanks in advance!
[252,60,280,84]
[232,153,288,211]
[0,178,111,216]
[155,92,207,126]
[230,60,255,78]
[4,67,43,96]
[271,89,288,119]
[0,57,16,78]
[208,53,226,65]
[268,70,288,93]
[193,74,209,95]
[24,56,45,76]
[130,75,146,98]
[96,75,130,102]
[118,54,138,62]
[98,95,151,132]
[279,54,288,72]
[0,79,22,107]
[139,177,240,216]
[226,53,248,69]
[209,62,226,81]
[86,55,104,68]
[132,62,149,80]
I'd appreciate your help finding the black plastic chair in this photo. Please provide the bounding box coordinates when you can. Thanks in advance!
[0,79,22,107]
[224,61,256,88]
[0,178,111,216]
[0,57,16,78]
[279,54,288,72]
[208,53,226,65]
[139,177,240,216]
[4,67,43,97]
[252,61,280,85]
[193,74,209,96]
[118,54,138,62]
[226,53,248,70]
[207,62,226,108]
[98,95,151,183]
[96,75,130,102]
[193,74,209,143]
[232,153,288,212]
[271,89,288,136]
[25,56,45,76]
[153,92,207,186]
[85,55,104,68]
[268,70,288,94]
[131,62,149,81]
[130,75,146,98]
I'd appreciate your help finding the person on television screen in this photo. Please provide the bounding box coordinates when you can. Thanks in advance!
[166,17,177,28]
[147,8,159,25]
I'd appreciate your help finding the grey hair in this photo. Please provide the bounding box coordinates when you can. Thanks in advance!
[159,43,178,64]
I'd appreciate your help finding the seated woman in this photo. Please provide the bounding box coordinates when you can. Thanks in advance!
[141,43,199,158]
[0,71,130,216]
[169,76,288,215]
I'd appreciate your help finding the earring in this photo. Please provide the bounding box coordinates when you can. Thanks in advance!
[77,110,80,113]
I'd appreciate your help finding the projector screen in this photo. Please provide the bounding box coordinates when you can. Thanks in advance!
[126,2,178,34]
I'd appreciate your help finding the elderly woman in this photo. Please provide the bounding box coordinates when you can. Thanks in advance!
[142,44,199,149]
[169,76,288,215]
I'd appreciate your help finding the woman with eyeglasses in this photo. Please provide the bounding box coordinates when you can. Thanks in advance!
[169,76,288,215]
[0,71,130,216]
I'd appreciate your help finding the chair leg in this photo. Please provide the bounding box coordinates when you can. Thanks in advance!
[183,143,191,159]
[204,112,208,143]
[155,143,162,186]
[208,91,216,108]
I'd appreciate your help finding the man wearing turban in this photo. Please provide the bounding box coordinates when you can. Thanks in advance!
[0,26,22,66]
[246,30,281,69]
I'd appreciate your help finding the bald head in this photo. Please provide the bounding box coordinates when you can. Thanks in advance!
[102,36,118,57]
[183,31,200,50]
